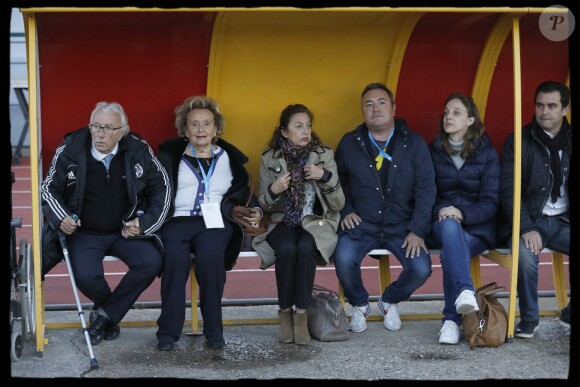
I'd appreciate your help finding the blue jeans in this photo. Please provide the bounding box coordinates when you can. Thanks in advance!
[431,219,488,326]
[510,215,570,322]
[334,231,432,307]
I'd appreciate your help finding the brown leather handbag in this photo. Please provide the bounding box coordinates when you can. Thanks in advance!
[231,206,268,237]
[463,282,508,349]
[231,178,268,250]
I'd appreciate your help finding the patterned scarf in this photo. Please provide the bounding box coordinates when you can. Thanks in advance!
[278,136,320,227]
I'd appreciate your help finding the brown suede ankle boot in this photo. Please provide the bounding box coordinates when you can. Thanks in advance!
[293,311,310,345]
[278,309,294,343]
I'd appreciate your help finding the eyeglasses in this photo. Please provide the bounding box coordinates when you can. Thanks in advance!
[89,123,123,135]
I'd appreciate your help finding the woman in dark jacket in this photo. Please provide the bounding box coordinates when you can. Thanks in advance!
[155,96,261,351]
[428,93,500,345]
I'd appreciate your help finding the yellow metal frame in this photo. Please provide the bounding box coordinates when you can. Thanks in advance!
[21,6,568,354]
[385,12,424,97]
[471,14,513,119]
[20,7,556,13]
[507,13,523,340]
[206,11,227,99]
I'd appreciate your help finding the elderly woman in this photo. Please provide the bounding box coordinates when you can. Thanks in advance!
[155,96,260,351]
[252,104,345,345]
[428,93,500,345]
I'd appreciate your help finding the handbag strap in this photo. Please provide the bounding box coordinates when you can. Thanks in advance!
[244,176,254,207]
[243,176,284,225]
[476,282,506,297]
[312,284,339,297]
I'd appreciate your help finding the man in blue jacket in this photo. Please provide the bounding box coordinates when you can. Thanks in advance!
[500,81,572,338]
[41,101,171,345]
[334,83,435,333]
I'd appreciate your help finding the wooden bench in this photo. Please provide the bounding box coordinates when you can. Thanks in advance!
[46,248,568,341]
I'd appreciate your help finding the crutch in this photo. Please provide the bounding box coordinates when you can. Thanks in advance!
[57,229,99,370]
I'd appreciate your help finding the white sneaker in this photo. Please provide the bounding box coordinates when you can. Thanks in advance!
[439,320,460,344]
[455,289,479,315]
[348,304,371,333]
[377,300,401,331]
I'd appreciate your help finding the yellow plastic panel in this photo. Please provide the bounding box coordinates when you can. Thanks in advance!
[471,14,512,120]
[208,11,406,180]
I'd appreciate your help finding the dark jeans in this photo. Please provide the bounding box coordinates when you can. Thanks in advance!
[157,217,233,341]
[334,230,432,307]
[67,231,162,324]
[267,223,317,310]
[510,215,570,321]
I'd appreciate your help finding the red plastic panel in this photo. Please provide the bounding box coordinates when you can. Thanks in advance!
[395,13,499,145]
[37,12,215,175]
[485,13,569,156]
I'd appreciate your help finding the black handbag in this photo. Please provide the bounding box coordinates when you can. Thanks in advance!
[307,284,349,342]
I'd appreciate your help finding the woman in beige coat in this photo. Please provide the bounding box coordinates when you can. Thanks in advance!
[252,104,345,345]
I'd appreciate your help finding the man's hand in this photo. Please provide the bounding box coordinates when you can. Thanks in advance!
[522,230,543,255]
[401,231,428,258]
[340,213,362,230]
[59,215,81,235]
[122,217,143,238]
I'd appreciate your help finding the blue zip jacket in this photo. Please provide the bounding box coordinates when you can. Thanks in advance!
[336,119,436,239]
[428,133,500,247]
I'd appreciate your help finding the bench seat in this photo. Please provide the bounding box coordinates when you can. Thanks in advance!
[50,248,567,340]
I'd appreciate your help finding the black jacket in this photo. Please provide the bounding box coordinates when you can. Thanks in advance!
[428,133,500,248]
[498,117,572,243]
[157,137,254,271]
[40,127,172,275]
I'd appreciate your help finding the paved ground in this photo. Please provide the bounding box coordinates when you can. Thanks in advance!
[9,298,577,383]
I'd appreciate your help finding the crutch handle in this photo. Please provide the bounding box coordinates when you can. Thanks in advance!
[57,214,79,248]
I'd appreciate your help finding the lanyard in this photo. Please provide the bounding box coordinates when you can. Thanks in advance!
[189,144,216,200]
[368,129,394,162]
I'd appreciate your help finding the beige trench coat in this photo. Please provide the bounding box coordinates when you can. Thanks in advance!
[252,145,345,269]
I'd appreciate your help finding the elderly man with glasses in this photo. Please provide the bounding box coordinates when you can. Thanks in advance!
[41,101,171,345]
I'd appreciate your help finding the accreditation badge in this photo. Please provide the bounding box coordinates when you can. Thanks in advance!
[200,202,225,229]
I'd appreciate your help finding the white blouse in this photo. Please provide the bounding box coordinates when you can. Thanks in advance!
[173,147,233,217]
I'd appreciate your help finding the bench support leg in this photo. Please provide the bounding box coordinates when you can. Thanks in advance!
[378,255,390,294]
[190,263,199,334]
[470,255,482,289]
[551,252,568,310]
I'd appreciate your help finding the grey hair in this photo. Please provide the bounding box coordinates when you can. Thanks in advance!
[89,102,130,136]
[174,95,225,140]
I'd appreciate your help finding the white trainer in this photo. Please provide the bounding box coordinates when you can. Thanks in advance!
[455,289,479,315]
[377,300,401,331]
[348,304,371,333]
[439,320,460,344]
